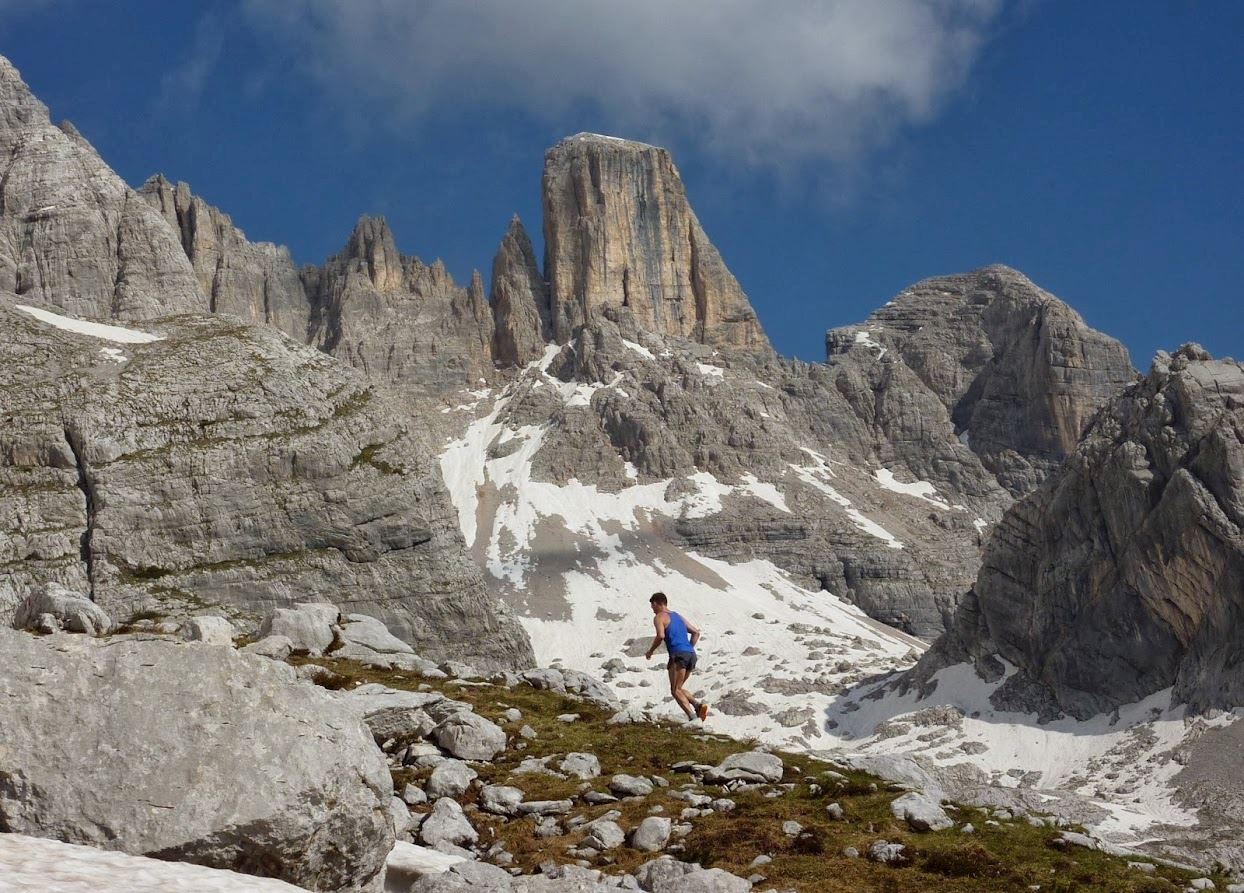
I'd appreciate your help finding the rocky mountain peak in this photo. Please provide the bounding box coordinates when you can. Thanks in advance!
[490,214,551,367]
[0,54,47,136]
[828,265,1136,494]
[542,132,769,352]
[339,216,404,292]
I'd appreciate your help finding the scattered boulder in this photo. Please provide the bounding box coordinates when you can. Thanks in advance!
[517,800,574,817]
[630,817,672,852]
[240,635,294,661]
[635,856,698,891]
[426,760,478,800]
[0,629,393,891]
[610,774,655,797]
[782,821,803,837]
[889,792,953,832]
[559,752,602,779]
[419,798,478,848]
[401,784,428,806]
[503,708,523,722]
[705,751,784,784]
[431,711,507,761]
[868,840,908,865]
[177,616,235,646]
[12,584,114,636]
[479,785,524,817]
[583,818,625,850]
[257,604,337,656]
[825,802,845,820]
[334,613,415,665]
[337,683,449,742]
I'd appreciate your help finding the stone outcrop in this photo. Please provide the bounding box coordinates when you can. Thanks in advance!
[828,266,1136,495]
[918,345,1244,718]
[138,175,309,339]
[490,215,551,367]
[0,628,394,891]
[542,133,768,351]
[0,298,532,670]
[306,216,495,397]
[0,57,203,320]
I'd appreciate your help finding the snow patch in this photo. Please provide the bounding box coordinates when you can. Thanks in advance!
[853,329,887,358]
[696,362,725,381]
[621,339,654,361]
[16,305,164,344]
[874,468,951,510]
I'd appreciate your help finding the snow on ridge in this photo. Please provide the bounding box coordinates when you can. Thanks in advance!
[15,304,164,344]
[853,329,887,358]
[789,456,903,549]
[873,468,951,510]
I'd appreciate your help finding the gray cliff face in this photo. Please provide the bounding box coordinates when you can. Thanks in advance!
[0,298,532,670]
[138,175,310,340]
[918,345,1244,718]
[828,266,1137,495]
[0,58,203,319]
[306,217,496,398]
[490,216,551,367]
[543,134,769,352]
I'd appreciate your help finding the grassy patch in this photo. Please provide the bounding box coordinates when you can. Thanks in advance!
[294,657,1230,893]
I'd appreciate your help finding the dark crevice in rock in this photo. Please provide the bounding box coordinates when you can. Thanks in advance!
[64,426,97,600]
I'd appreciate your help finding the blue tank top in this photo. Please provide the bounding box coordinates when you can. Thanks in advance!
[664,611,694,655]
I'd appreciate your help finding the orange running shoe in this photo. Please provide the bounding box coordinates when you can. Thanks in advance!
[696,702,709,722]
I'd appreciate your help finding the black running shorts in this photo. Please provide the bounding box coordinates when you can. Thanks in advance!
[668,652,697,672]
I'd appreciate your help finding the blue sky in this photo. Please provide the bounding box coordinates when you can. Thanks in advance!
[2,1,1240,366]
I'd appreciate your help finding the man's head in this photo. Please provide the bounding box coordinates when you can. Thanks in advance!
[649,592,668,614]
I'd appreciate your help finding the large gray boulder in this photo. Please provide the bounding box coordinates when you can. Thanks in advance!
[426,760,478,800]
[430,710,507,761]
[889,792,953,832]
[419,798,478,848]
[705,751,784,784]
[629,817,672,852]
[11,583,114,635]
[257,603,338,656]
[335,683,453,743]
[0,629,393,891]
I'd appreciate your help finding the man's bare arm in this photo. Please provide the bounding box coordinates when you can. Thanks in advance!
[685,617,701,647]
[644,614,667,659]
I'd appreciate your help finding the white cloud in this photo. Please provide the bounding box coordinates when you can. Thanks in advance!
[242,0,1003,169]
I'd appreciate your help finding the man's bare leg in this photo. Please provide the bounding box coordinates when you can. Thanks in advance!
[668,665,696,719]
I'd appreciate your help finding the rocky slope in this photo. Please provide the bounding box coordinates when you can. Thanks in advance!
[0,58,203,319]
[0,297,530,669]
[918,344,1244,719]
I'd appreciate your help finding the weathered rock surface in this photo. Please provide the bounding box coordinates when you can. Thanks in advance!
[491,215,551,367]
[829,265,1136,495]
[0,628,393,891]
[11,582,114,635]
[629,816,672,852]
[918,346,1244,719]
[419,798,478,848]
[543,133,768,351]
[0,299,532,670]
[430,710,508,761]
[889,792,953,832]
[307,217,496,398]
[0,57,203,320]
[138,176,309,339]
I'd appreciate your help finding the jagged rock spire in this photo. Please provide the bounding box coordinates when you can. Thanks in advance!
[490,215,551,367]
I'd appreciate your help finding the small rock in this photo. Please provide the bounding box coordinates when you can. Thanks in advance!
[583,819,625,850]
[503,708,523,723]
[867,840,907,865]
[176,616,235,646]
[400,783,427,806]
[1189,880,1216,891]
[842,846,860,859]
[426,759,478,799]
[890,792,953,833]
[560,752,602,779]
[749,855,772,867]
[419,798,477,848]
[533,817,562,838]
[960,823,975,834]
[610,774,655,797]
[479,785,524,816]
[825,802,844,820]
[556,713,580,723]
[431,711,507,761]
[519,724,538,740]
[1126,862,1155,874]
[582,791,619,805]
[241,635,294,661]
[630,817,672,852]
[781,820,802,837]
[517,799,575,817]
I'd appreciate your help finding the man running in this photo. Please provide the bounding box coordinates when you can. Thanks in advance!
[644,592,710,722]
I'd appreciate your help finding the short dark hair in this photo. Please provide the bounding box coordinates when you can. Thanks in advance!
[649,592,668,606]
